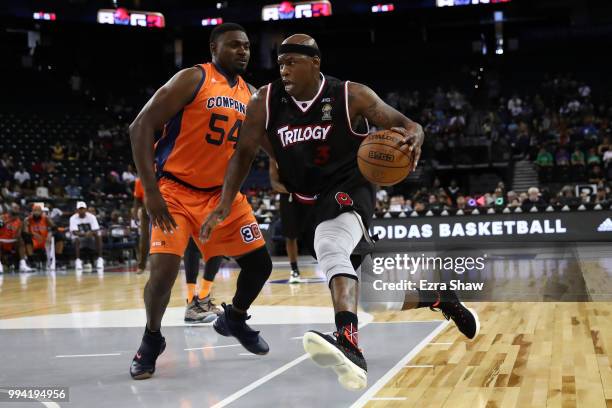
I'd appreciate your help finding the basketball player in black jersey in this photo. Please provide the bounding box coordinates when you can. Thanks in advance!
[201,34,479,390]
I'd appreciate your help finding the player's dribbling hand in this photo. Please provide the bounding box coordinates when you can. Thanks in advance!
[145,189,177,234]
[199,204,231,243]
[391,124,424,172]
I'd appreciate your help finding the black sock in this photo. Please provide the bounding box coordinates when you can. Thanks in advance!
[290,261,299,273]
[227,304,247,322]
[144,326,162,346]
[416,290,440,308]
[335,311,358,332]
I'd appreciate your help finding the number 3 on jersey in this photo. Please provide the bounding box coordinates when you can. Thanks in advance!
[205,113,242,148]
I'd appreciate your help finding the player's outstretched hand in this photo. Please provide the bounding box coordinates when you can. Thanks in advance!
[199,204,231,243]
[145,189,177,234]
[391,124,424,172]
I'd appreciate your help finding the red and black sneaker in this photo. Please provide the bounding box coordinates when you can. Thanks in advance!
[130,335,166,380]
[302,325,367,391]
[432,289,480,340]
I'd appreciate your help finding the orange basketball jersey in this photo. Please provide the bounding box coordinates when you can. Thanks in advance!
[155,63,252,189]
[133,178,144,200]
[26,215,50,246]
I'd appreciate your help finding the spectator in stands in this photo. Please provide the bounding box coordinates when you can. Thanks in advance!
[103,172,128,197]
[49,176,65,198]
[122,164,136,184]
[35,180,50,199]
[66,143,80,161]
[51,142,65,161]
[535,147,554,168]
[2,181,19,200]
[587,148,601,166]
[508,94,523,117]
[88,176,105,200]
[31,159,44,174]
[446,180,460,203]
[557,186,580,207]
[21,180,34,197]
[14,165,30,185]
[593,187,608,205]
[97,124,112,139]
[69,201,103,272]
[588,165,605,184]
[65,178,82,199]
[522,187,546,211]
[556,147,570,166]
[571,147,585,166]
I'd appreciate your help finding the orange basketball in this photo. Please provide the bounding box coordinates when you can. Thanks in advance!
[357,130,414,186]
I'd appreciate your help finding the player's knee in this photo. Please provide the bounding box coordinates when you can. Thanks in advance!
[314,235,346,261]
[237,246,272,279]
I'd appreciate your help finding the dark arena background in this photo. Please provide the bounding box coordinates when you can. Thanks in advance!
[1,1,611,407]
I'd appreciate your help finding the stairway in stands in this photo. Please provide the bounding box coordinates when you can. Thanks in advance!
[512,158,539,192]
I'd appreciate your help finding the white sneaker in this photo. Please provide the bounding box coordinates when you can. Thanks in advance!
[75,259,83,271]
[96,257,104,271]
[289,270,301,284]
[19,259,33,273]
[84,263,93,272]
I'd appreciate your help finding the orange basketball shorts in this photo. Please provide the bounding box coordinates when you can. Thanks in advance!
[149,178,265,261]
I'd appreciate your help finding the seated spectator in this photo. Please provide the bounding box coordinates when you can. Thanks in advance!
[65,178,82,199]
[588,165,605,184]
[535,147,554,168]
[593,187,608,205]
[35,180,50,199]
[88,177,105,199]
[557,186,580,207]
[14,165,31,185]
[521,187,546,211]
[69,201,104,272]
[571,147,585,166]
[21,180,35,197]
[586,148,601,166]
[2,180,19,200]
[555,148,570,166]
[122,165,137,184]
[49,176,65,199]
[66,143,80,161]
[51,142,65,161]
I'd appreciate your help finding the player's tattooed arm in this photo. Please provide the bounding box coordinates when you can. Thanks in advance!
[129,66,203,233]
[200,85,269,241]
[348,82,424,170]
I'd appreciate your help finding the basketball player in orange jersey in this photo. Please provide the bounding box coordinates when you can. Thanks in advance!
[24,204,56,268]
[202,34,479,390]
[129,23,273,380]
[0,203,32,273]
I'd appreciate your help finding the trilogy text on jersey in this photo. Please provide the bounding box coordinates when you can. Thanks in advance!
[277,124,333,147]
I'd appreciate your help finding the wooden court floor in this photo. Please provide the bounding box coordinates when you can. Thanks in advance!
[0,262,611,408]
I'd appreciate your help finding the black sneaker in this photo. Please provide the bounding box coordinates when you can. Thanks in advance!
[432,290,480,340]
[130,334,167,380]
[213,303,269,355]
[302,327,367,391]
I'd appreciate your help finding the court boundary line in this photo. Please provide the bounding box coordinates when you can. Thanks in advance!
[349,320,449,408]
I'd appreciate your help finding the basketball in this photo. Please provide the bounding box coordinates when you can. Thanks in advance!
[357,130,414,186]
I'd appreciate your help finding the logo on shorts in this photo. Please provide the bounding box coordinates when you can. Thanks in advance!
[335,192,353,207]
[240,223,263,243]
[151,241,166,247]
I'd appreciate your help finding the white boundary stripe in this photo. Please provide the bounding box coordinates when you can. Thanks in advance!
[349,320,449,408]
[210,354,310,408]
[184,344,241,351]
[55,353,121,358]
[428,342,453,346]
[367,320,444,324]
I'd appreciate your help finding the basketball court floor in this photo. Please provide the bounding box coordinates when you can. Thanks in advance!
[0,242,611,407]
